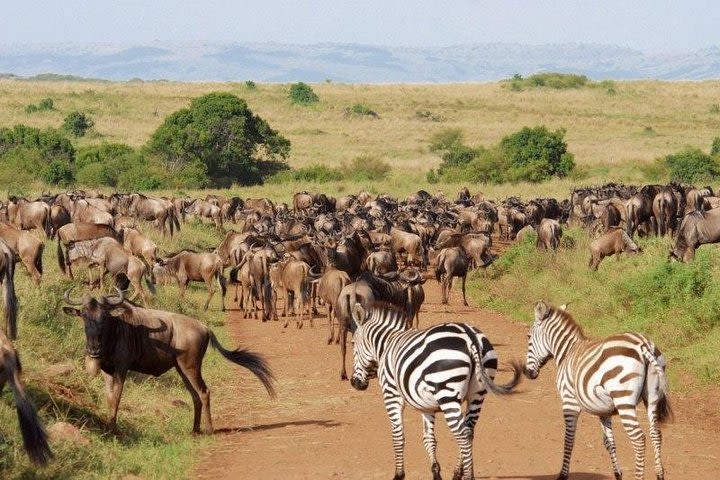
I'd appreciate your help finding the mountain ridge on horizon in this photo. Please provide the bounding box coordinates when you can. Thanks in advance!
[1,42,720,83]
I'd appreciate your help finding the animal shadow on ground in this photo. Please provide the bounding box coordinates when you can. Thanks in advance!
[215,419,342,435]
[481,474,607,480]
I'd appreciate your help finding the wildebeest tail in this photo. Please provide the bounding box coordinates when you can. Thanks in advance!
[4,353,53,465]
[35,243,44,276]
[216,270,227,298]
[434,257,445,283]
[56,238,67,275]
[625,202,635,237]
[457,323,521,395]
[3,252,18,340]
[208,331,276,398]
[658,198,665,236]
[43,211,52,238]
[145,269,157,295]
[229,266,240,284]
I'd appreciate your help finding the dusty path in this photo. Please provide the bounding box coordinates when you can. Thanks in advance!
[196,282,720,479]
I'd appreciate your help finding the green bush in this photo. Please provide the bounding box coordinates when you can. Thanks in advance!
[0,124,75,161]
[505,72,589,90]
[342,155,391,181]
[710,104,720,114]
[288,82,319,105]
[245,80,257,90]
[40,159,74,185]
[711,136,720,157]
[500,126,575,181]
[429,128,464,153]
[440,144,481,170]
[664,147,719,183]
[63,111,94,137]
[267,164,344,184]
[149,92,290,187]
[346,103,378,118]
[24,97,55,113]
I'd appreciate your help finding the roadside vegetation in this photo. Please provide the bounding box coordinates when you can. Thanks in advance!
[471,228,720,389]
[0,221,234,479]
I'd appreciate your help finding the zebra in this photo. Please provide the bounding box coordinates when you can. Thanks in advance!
[349,302,521,480]
[524,301,673,480]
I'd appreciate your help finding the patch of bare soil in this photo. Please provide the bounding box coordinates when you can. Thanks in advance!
[195,282,720,479]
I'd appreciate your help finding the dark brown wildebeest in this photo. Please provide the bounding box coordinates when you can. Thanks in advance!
[317,267,351,344]
[334,270,424,380]
[0,239,18,339]
[0,223,44,284]
[326,231,370,279]
[7,198,51,237]
[293,192,314,213]
[0,329,53,465]
[589,227,640,271]
[62,289,275,433]
[157,250,227,311]
[57,222,118,278]
[653,187,678,237]
[435,246,470,306]
[671,208,720,262]
[67,238,156,305]
[626,186,659,237]
[536,218,562,251]
[49,204,71,239]
[365,248,398,276]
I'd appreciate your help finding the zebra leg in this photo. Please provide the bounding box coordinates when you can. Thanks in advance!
[616,405,645,480]
[421,413,441,480]
[383,392,406,480]
[441,401,473,480]
[599,416,622,480]
[647,406,664,480]
[464,381,487,441]
[557,408,580,480]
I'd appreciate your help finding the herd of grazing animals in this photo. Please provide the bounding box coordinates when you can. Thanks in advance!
[1,181,716,478]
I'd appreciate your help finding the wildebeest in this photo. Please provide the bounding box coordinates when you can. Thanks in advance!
[185,199,223,230]
[156,250,227,311]
[119,227,158,267]
[0,223,44,284]
[57,222,119,278]
[653,187,678,237]
[671,208,720,262]
[317,267,351,344]
[67,238,156,305]
[269,257,315,328]
[6,198,51,237]
[0,329,53,465]
[589,227,640,270]
[62,290,276,433]
[0,239,18,339]
[536,218,562,251]
[365,248,398,276]
[435,246,470,306]
[125,194,179,236]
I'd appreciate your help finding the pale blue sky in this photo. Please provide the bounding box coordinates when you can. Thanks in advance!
[2,1,719,53]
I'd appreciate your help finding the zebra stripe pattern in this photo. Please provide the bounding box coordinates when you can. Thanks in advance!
[524,301,672,480]
[350,303,520,480]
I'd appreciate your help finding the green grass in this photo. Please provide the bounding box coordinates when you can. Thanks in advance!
[1,221,229,479]
[470,228,720,390]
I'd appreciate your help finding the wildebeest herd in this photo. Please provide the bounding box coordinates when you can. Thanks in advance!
[0,181,712,478]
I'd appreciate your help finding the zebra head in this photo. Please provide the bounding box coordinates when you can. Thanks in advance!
[350,303,376,391]
[524,301,555,380]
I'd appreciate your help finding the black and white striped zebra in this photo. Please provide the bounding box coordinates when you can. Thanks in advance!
[350,302,521,480]
[524,301,673,480]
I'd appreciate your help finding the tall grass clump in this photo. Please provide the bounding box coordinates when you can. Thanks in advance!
[471,228,720,387]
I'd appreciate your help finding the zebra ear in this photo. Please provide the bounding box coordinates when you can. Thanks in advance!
[352,303,367,326]
[558,303,569,311]
[534,301,550,322]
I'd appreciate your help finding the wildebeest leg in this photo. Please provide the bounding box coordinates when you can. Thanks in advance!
[442,276,450,305]
[203,276,216,311]
[102,371,126,430]
[461,274,468,307]
[130,277,148,305]
[176,365,212,434]
[327,305,335,344]
[178,276,188,298]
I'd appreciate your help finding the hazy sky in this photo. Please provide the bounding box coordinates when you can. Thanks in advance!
[2,1,719,53]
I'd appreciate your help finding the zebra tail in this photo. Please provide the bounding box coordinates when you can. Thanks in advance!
[458,323,521,395]
[642,346,674,424]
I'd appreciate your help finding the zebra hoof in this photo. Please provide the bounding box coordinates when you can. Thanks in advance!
[556,474,568,480]
[431,462,442,480]
[452,470,462,480]
[615,472,622,480]
[392,472,405,480]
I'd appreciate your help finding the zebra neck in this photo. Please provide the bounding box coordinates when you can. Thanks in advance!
[368,319,406,359]
[548,319,584,365]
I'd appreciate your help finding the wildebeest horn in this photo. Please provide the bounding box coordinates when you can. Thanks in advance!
[63,287,84,306]
[399,269,421,284]
[103,288,125,306]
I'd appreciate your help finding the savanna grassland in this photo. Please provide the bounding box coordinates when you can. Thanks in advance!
[2,78,720,199]
[1,78,720,478]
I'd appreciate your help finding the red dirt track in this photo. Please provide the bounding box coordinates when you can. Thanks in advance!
[196,283,720,479]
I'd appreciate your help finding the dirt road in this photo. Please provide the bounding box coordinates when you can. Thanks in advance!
[196,283,720,479]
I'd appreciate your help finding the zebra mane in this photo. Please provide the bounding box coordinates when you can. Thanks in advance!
[366,301,411,325]
[550,307,587,339]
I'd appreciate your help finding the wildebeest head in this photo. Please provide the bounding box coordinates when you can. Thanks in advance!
[63,288,125,361]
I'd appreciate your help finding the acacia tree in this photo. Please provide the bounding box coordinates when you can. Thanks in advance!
[149,92,290,186]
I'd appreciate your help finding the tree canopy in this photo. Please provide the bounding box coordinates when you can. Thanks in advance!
[149,92,290,186]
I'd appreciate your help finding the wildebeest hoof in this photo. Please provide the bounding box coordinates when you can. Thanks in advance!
[340,371,348,380]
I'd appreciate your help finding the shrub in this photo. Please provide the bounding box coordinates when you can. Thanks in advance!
[342,155,391,181]
[500,126,575,181]
[267,164,344,184]
[664,147,719,183]
[288,82,319,105]
[24,98,55,113]
[346,103,378,118]
[149,92,290,187]
[245,80,257,90]
[505,72,591,90]
[711,137,720,157]
[40,160,74,185]
[415,110,443,122]
[63,111,94,137]
[710,104,720,114]
[440,144,481,170]
[429,128,464,153]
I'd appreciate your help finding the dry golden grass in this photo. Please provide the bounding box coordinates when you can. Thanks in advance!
[2,78,720,200]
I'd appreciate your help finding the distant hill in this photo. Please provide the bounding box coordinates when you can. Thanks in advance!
[1,42,720,82]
